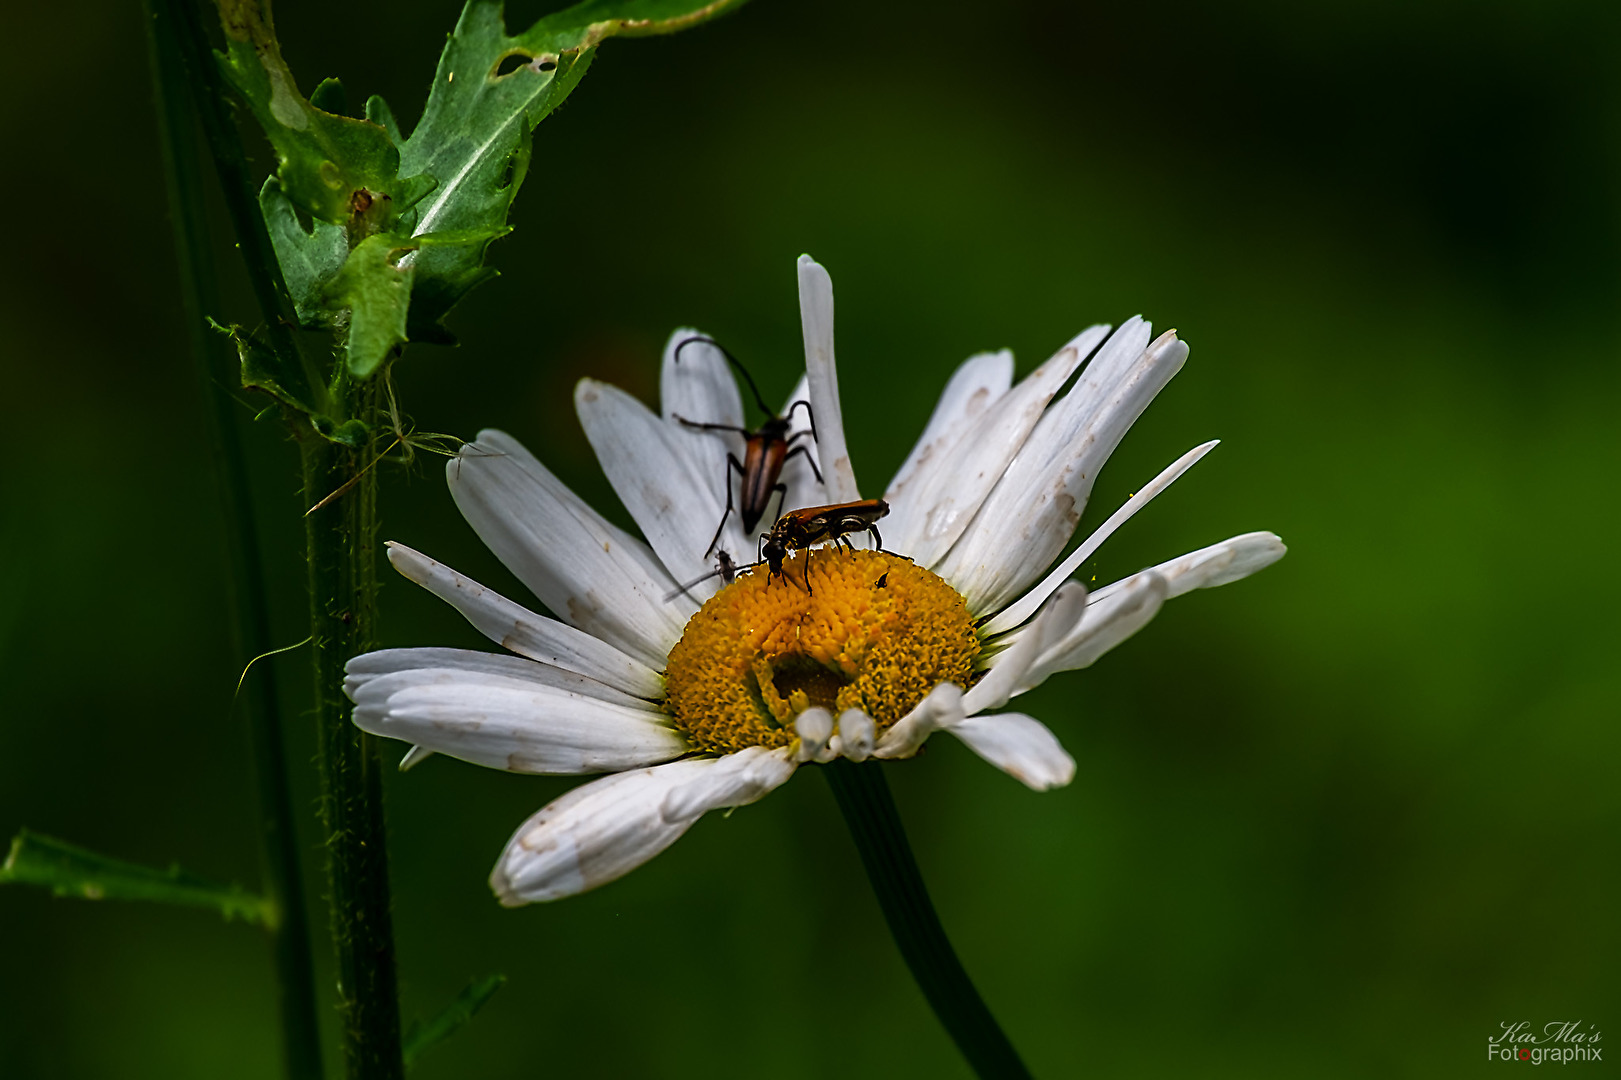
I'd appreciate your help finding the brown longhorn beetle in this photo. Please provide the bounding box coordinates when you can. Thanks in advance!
[672,336,823,557]
[759,499,891,594]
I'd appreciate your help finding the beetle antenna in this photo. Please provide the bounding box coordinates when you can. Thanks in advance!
[675,335,774,418]
[785,398,819,445]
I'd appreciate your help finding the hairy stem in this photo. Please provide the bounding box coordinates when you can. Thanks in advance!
[302,375,404,1080]
[823,760,1031,1080]
[145,0,323,1075]
[162,0,404,1071]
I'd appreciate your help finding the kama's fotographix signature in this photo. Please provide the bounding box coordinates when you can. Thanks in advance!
[1488,1022,1604,1064]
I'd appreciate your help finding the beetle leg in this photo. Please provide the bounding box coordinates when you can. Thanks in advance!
[705,455,746,558]
[768,482,789,528]
[781,442,825,485]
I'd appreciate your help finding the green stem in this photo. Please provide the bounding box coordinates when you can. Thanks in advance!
[822,760,1032,1080]
[144,1,323,1077]
[160,1,403,1072]
[302,376,404,1080]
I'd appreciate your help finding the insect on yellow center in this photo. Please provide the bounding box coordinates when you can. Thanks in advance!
[663,549,980,755]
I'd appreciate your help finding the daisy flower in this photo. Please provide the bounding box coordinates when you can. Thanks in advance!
[345,256,1285,905]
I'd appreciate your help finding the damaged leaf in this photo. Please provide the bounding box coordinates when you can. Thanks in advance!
[261,178,346,327]
[392,0,752,338]
[220,0,747,375]
[215,0,432,228]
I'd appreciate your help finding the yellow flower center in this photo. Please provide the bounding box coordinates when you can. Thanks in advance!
[663,549,980,755]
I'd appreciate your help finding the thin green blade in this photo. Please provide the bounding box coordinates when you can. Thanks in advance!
[402,973,507,1068]
[1,829,273,926]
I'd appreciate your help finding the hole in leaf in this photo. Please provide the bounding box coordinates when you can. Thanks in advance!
[491,51,559,79]
[494,53,533,77]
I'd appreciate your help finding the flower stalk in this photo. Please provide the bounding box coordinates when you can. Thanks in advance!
[155,0,405,1071]
[823,760,1032,1080]
[302,376,404,1080]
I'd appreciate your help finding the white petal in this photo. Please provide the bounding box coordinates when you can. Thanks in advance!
[447,430,687,668]
[776,374,828,516]
[576,379,745,589]
[384,543,664,699]
[491,761,711,905]
[961,583,1088,715]
[884,349,1013,513]
[659,746,797,823]
[345,646,658,711]
[1091,531,1288,603]
[659,331,758,564]
[349,667,687,774]
[981,441,1218,636]
[884,329,1103,568]
[1014,573,1170,693]
[874,683,965,759]
[795,707,833,763]
[837,709,875,761]
[946,713,1075,791]
[938,324,1189,614]
[798,255,861,502]
[399,745,435,771]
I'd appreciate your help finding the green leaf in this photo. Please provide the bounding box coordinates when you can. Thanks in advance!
[261,178,347,328]
[324,229,510,377]
[394,0,748,337]
[221,319,323,417]
[365,94,404,145]
[221,0,745,377]
[214,0,426,227]
[403,973,507,1068]
[325,233,416,378]
[309,75,348,117]
[1,829,273,925]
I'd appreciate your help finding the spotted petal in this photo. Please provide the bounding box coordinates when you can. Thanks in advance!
[946,713,1075,791]
[576,379,745,591]
[491,762,710,905]
[1011,532,1285,695]
[448,430,687,669]
[884,349,1013,515]
[939,323,1188,614]
[659,746,796,823]
[799,255,861,503]
[349,664,687,775]
[884,328,1103,569]
[491,753,793,905]
[776,374,828,518]
[384,543,663,699]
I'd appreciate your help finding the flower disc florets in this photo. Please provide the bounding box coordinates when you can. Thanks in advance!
[663,549,980,754]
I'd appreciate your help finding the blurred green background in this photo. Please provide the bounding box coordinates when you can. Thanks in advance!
[2,0,1616,1076]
